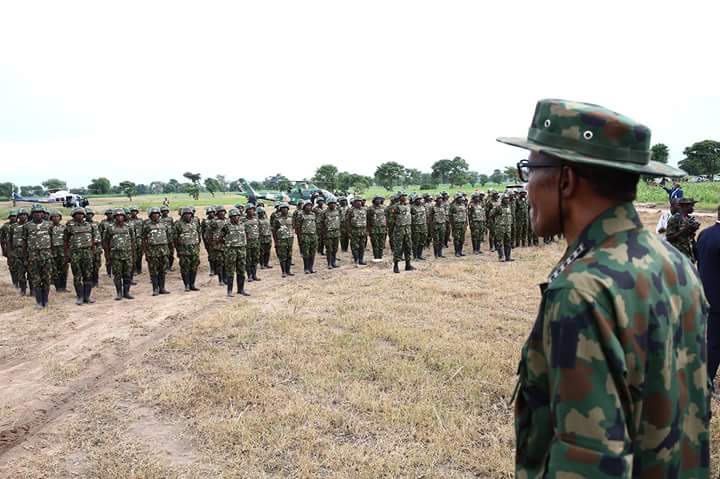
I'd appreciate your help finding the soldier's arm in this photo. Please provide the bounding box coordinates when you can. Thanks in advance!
[541,287,633,477]
[64,226,71,262]
[21,224,28,261]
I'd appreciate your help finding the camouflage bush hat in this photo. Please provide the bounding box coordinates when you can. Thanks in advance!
[228,208,240,217]
[148,207,161,215]
[71,207,86,216]
[497,99,685,177]
[113,208,126,218]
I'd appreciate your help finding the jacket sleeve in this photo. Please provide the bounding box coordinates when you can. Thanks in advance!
[541,287,632,478]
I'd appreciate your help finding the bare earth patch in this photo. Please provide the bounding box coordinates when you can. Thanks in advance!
[0,209,719,477]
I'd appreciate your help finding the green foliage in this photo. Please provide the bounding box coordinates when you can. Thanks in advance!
[88,177,112,195]
[20,185,44,196]
[136,184,148,195]
[204,177,221,197]
[374,162,406,191]
[431,157,470,186]
[263,174,291,191]
[679,140,720,177]
[403,168,423,186]
[479,174,489,186]
[338,172,372,192]
[42,178,67,190]
[489,169,505,184]
[118,181,136,201]
[313,164,339,191]
[164,179,181,193]
[183,172,202,200]
[650,143,669,164]
[0,182,14,198]
[503,165,519,183]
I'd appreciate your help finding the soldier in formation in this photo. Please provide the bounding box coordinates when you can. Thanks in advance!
[103,208,135,300]
[338,197,350,253]
[273,203,295,278]
[49,210,68,292]
[428,196,447,258]
[221,208,250,297]
[391,192,414,273]
[23,204,53,308]
[209,206,228,284]
[257,207,273,269]
[160,205,175,271]
[201,206,216,276]
[313,197,326,256]
[143,207,171,296]
[367,195,386,261]
[1,209,18,287]
[322,198,341,269]
[468,192,485,254]
[174,206,201,291]
[410,195,427,260]
[244,204,261,282]
[490,194,514,262]
[448,193,468,257]
[128,207,144,277]
[64,207,96,305]
[346,197,368,266]
[297,201,318,274]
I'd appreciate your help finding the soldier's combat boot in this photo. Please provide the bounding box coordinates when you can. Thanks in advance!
[226,274,235,297]
[459,242,465,256]
[168,256,175,271]
[405,259,415,271]
[114,277,123,300]
[521,239,527,248]
[247,266,254,282]
[309,256,316,274]
[265,252,273,268]
[74,284,83,305]
[285,260,295,276]
[358,251,367,266]
[123,280,134,299]
[181,272,189,292]
[327,255,333,269]
[42,287,50,307]
[151,275,160,296]
[280,261,287,278]
[497,242,504,261]
[237,273,250,296]
[106,263,112,277]
[158,272,170,294]
[189,272,200,291]
[253,266,260,281]
[83,283,95,304]
[393,261,400,273]
[418,245,426,260]
[34,287,43,309]
[504,245,514,262]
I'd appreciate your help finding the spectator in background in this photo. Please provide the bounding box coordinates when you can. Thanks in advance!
[656,198,679,234]
[697,206,720,383]
[660,179,684,200]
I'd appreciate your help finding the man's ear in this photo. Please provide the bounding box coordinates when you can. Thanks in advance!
[559,165,578,199]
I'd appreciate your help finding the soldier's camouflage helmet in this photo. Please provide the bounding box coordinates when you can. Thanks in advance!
[677,197,697,205]
[398,191,407,197]
[123,207,131,215]
[234,203,244,209]
[180,207,193,215]
[17,208,29,216]
[351,197,363,203]
[148,207,161,215]
[85,207,95,215]
[71,207,86,216]
[326,198,337,205]
[31,204,46,213]
[206,206,215,214]
[104,208,113,215]
[160,205,170,212]
[8,209,17,217]
[245,203,256,211]
[256,206,265,214]
[338,196,347,203]
[302,200,313,208]
[278,203,290,209]
[228,208,240,217]
[129,206,139,213]
[454,193,463,199]
[497,99,685,177]
[215,205,226,212]
[49,209,61,217]
[113,208,126,217]
[373,195,384,201]
[316,197,325,203]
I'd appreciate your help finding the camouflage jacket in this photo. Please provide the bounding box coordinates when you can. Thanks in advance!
[448,203,468,225]
[103,223,135,260]
[244,217,260,243]
[0,220,16,253]
[273,215,294,241]
[346,207,367,230]
[258,217,272,243]
[515,202,708,478]
[665,213,698,263]
[64,219,94,251]
[323,208,341,238]
[142,220,170,257]
[491,205,513,231]
[468,202,486,223]
[160,215,175,241]
[515,199,529,221]
[128,217,144,244]
[367,206,386,232]
[173,219,201,255]
[410,204,427,231]
[221,221,247,248]
[22,220,52,256]
[428,205,447,226]
[298,211,317,236]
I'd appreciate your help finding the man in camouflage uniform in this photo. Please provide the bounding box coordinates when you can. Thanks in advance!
[423,194,433,248]
[273,203,295,278]
[128,207,144,276]
[23,204,53,308]
[468,192,486,255]
[346,197,368,266]
[386,194,397,252]
[49,210,68,292]
[410,195,428,260]
[313,197,326,256]
[99,208,114,276]
[85,208,102,286]
[485,190,500,251]
[448,193,468,257]
[222,208,250,297]
[514,190,530,247]
[201,206,216,276]
[391,192,414,273]
[9,209,29,294]
[490,194,514,262]
[257,207,273,269]
[665,197,700,264]
[428,196,447,258]
[173,206,201,291]
[297,201,317,274]
[499,98,708,476]
[367,195,387,261]
[209,206,228,284]
[440,192,451,248]
[322,198,341,269]
[103,209,135,300]
[160,205,175,271]
[292,200,304,244]
[1,209,18,287]
[142,207,171,295]
[64,207,96,305]
[244,204,261,282]
[338,197,350,252]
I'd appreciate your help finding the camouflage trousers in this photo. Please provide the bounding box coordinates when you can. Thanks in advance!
[246,241,260,268]
[93,249,102,279]
[325,234,339,257]
[369,228,386,259]
[470,221,486,242]
[317,231,325,254]
[514,219,528,246]
[412,227,427,254]
[211,248,224,272]
[29,250,54,289]
[392,225,412,262]
[134,242,143,273]
[179,253,200,274]
[300,234,317,259]
[225,246,246,277]
[276,238,293,262]
[340,229,349,252]
[146,254,168,276]
[70,248,94,288]
[111,256,133,281]
[495,227,512,247]
[528,219,538,246]
[52,247,68,282]
[11,255,27,287]
[350,228,367,258]
[451,223,466,244]
[7,252,18,283]
[431,223,446,249]
[487,221,495,249]
[260,239,272,265]
[444,223,451,246]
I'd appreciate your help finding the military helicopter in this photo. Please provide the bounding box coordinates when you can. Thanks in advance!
[12,189,89,208]
[238,179,336,204]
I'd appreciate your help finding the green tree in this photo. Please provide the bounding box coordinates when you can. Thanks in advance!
[183,172,202,200]
[118,181,136,201]
[263,174,291,192]
[374,162,406,191]
[431,159,454,183]
[338,172,372,192]
[88,177,111,195]
[479,174,489,186]
[136,184,148,195]
[313,164,339,191]
[679,140,720,177]
[165,179,180,193]
[650,143,669,164]
[403,168,423,186]
[432,157,470,186]
[204,177,222,197]
[0,182,14,198]
[503,165,519,183]
[467,171,479,187]
[215,175,228,192]
[42,178,66,191]
[489,169,505,184]
[149,181,165,194]
[20,185,44,196]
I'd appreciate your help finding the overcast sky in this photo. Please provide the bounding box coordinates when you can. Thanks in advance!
[1,0,718,188]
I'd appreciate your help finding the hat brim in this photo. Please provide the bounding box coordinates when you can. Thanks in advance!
[496,137,686,178]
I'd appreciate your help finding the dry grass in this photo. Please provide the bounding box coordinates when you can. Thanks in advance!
[2,209,720,477]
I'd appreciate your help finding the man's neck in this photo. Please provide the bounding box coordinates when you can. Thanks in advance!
[564,199,625,247]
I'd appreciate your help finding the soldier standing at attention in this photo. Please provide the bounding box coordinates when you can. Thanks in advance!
[209,206,228,285]
[499,99,708,476]
[292,200,304,245]
[23,205,53,308]
[221,208,250,298]
[297,201,318,274]
[160,205,175,271]
[391,192,414,273]
[346,197,368,266]
[491,194,514,262]
[468,192,486,255]
[313,197,326,256]
[143,207,171,296]
[448,193,468,257]
[385,195,397,253]
[423,194,433,249]
[173,207,201,291]
[485,190,499,251]
[410,195,428,260]
[64,207,95,305]
[11,208,31,295]
[1,209,18,287]
[257,207,273,269]
[85,208,102,287]
[244,204,261,282]
[338,197,350,253]
[514,190,530,247]
[428,196,447,259]
[367,195,387,262]
[273,203,295,278]
[103,209,135,300]
[128,207,144,276]
[665,197,700,264]
[49,210,68,292]
[201,206,216,276]
[322,198,341,269]
[441,192,451,248]
[100,208,114,276]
